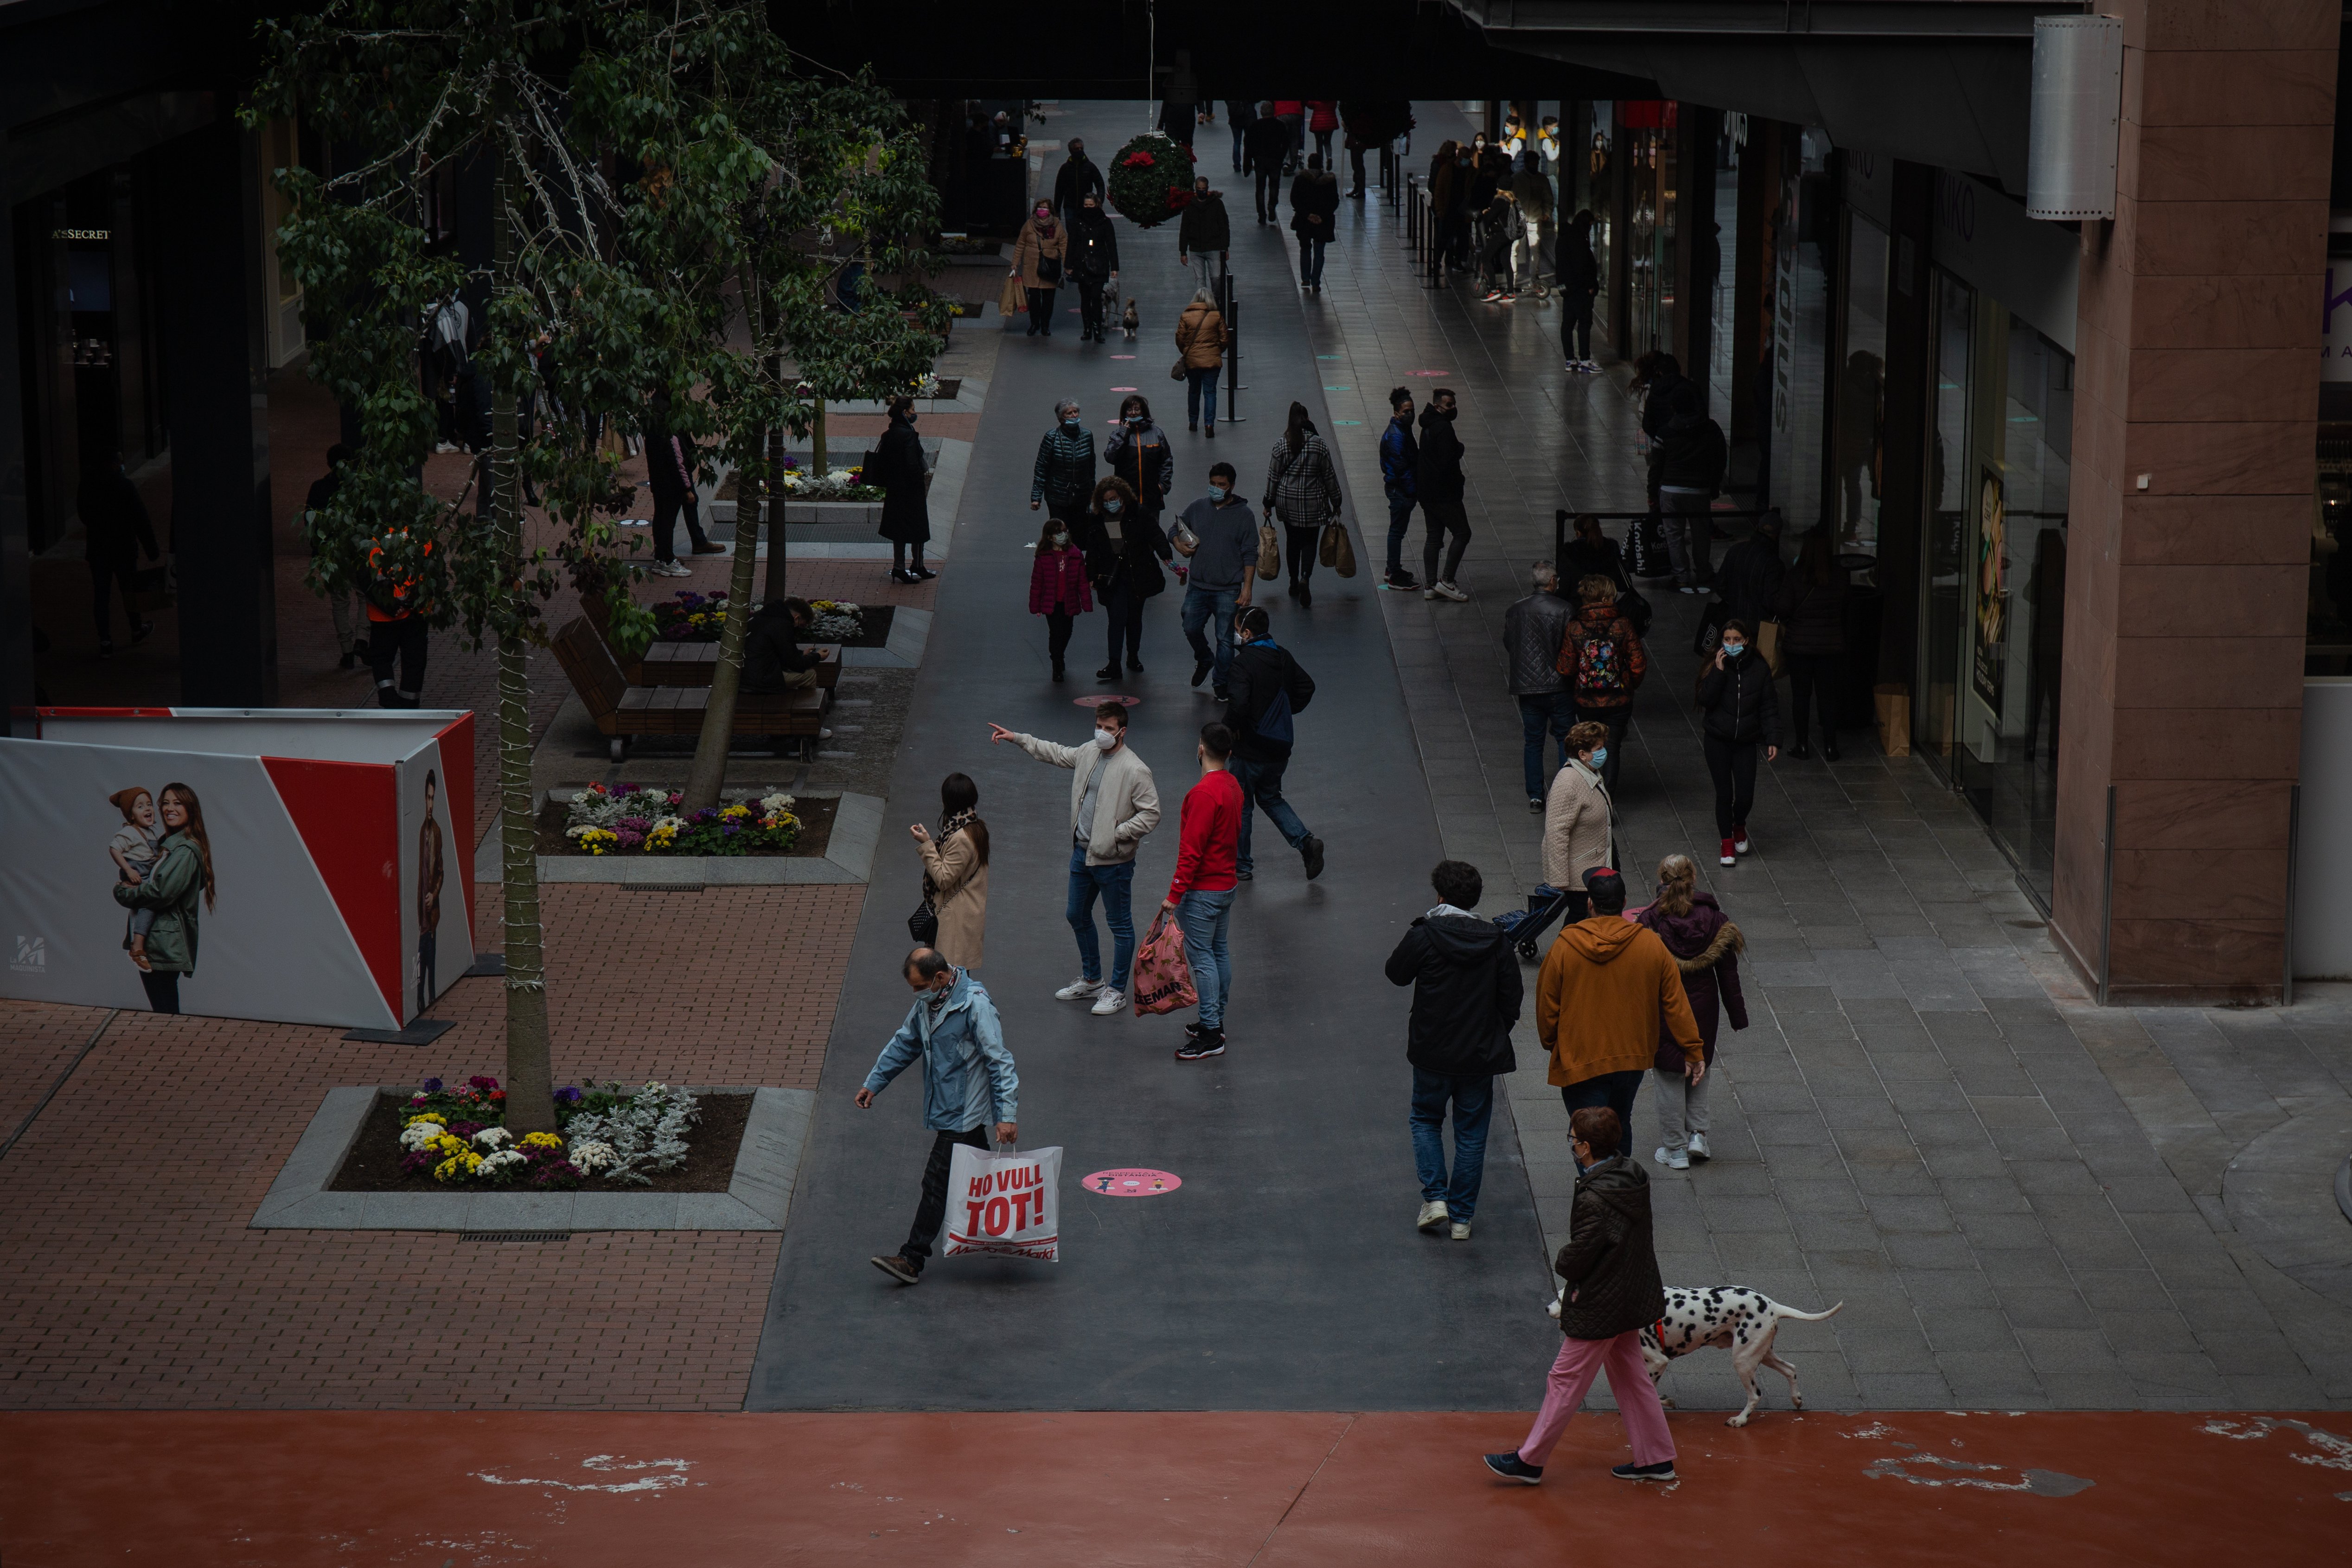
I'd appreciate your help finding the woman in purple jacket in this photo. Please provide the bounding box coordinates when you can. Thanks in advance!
[1634,853,1746,1170]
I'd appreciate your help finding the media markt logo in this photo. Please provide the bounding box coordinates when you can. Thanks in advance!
[12,935,45,973]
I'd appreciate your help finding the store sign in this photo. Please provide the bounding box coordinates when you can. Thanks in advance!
[51,228,109,241]
[1933,171,2078,353]
[2323,218,2352,381]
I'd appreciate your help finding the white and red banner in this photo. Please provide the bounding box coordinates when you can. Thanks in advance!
[0,708,476,1029]
[943,1143,1062,1262]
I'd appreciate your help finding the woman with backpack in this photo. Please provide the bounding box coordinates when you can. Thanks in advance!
[1772,528,1852,761]
[1634,853,1746,1170]
[1559,573,1647,793]
[1262,402,1342,606]
[1695,620,1780,865]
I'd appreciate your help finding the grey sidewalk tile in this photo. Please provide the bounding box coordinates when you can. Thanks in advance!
[1868,1050,1958,1081]
[1977,1247,2076,1288]
[1900,1268,2000,1309]
[1993,1285,2099,1330]
[1834,1129,1922,1162]
[1866,1195,1958,1233]
[1935,1350,2045,1395]
[1819,1097,1905,1130]
[1841,1328,1939,1371]
[1883,1234,1984,1271]
[1850,1161,1942,1197]
[1792,1214,1883,1252]
[1715,1231,1809,1272]
[2198,1333,2321,1377]
[1854,1371,1956,1406]
[1912,1306,2019,1355]
[1698,1195,1799,1232]
[2010,1160,2106,1197]
[2094,1309,2202,1355]
[1918,1146,2013,1180]
[2033,1372,2142,1408]
[1804,1249,1905,1289]
[2117,1353,2231,1398]
[1775,1178,1868,1215]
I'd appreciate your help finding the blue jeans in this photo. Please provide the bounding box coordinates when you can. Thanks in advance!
[1518,691,1577,801]
[1385,490,1416,577]
[1298,236,1328,284]
[1186,365,1220,428]
[1176,888,1236,1028]
[1561,1069,1646,1155]
[1231,122,1246,171]
[1412,1069,1495,1222]
[1181,583,1241,689]
[1066,841,1138,992]
[1230,751,1309,876]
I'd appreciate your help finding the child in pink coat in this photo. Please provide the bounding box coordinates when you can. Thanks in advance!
[1030,515,1093,682]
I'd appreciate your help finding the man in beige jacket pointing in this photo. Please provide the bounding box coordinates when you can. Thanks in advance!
[990,702,1162,1017]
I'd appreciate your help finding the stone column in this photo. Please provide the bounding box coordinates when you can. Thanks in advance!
[2050,0,2339,1002]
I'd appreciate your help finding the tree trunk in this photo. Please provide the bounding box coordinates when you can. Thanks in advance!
[491,141,556,1135]
[812,395,827,476]
[682,263,768,812]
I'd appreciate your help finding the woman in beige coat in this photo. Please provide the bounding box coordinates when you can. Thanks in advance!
[1541,719,1614,921]
[1173,288,1228,435]
[912,773,991,970]
[1010,203,1069,338]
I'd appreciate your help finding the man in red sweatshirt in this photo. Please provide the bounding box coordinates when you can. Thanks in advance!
[1163,721,1244,1061]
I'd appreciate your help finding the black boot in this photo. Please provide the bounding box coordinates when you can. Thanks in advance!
[1052,659,1066,683]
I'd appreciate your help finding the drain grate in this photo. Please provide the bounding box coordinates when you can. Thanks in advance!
[633,882,704,893]
[463,1231,573,1243]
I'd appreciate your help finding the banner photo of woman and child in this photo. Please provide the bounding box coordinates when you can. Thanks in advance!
[0,709,475,1030]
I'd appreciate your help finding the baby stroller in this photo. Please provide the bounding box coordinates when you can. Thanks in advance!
[1492,883,1582,963]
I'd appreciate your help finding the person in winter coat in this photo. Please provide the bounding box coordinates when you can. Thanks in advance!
[1558,210,1601,371]
[988,702,1163,1015]
[1417,389,1471,600]
[80,455,159,658]
[1634,350,1686,514]
[1713,511,1786,633]
[743,596,833,693]
[1077,475,1171,679]
[1656,382,1726,592]
[1160,720,1245,1060]
[1512,151,1555,297]
[1482,1102,1679,1486]
[1289,155,1341,291]
[1387,858,1523,1240]
[1634,853,1745,1171]
[1262,402,1341,603]
[1010,204,1067,337]
[1535,866,1705,1178]
[1431,142,1470,270]
[1505,561,1576,806]
[1243,103,1292,224]
[1771,527,1852,761]
[1559,511,1629,594]
[1696,619,1780,865]
[1030,398,1097,528]
[1559,574,1647,791]
[1477,186,1519,299]
[1306,100,1339,166]
[1177,177,1232,295]
[1066,193,1120,343]
[1224,98,1256,172]
[113,781,214,1015]
[1174,288,1229,434]
[1051,138,1105,223]
[1223,605,1323,882]
[873,397,932,583]
[1029,512,1093,682]
[1271,99,1306,171]
[912,774,990,971]
[859,950,1019,1286]
[1542,721,1615,912]
[1378,387,1420,591]
[1104,395,1174,524]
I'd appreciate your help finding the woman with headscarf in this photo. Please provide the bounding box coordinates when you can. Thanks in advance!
[1010,201,1068,338]
[113,780,215,1015]
[1262,401,1341,607]
[873,395,933,582]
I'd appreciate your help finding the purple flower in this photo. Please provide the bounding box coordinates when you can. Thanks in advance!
[615,829,645,849]
[722,821,740,835]
[468,1075,499,1091]
[555,1086,584,1103]
[448,1120,485,1140]
[422,1077,444,1093]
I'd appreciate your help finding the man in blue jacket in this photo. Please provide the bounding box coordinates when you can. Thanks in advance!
[858,948,1021,1285]
[1377,387,1420,592]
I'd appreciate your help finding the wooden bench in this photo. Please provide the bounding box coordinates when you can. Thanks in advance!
[553,618,827,762]
[638,638,842,690]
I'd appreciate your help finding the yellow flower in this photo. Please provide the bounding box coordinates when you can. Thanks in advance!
[405,1113,447,1127]
[521,1132,564,1150]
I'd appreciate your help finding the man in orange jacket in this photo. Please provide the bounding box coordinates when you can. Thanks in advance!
[1536,866,1704,1155]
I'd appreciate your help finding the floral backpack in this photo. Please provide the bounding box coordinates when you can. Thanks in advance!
[1566,613,1631,699]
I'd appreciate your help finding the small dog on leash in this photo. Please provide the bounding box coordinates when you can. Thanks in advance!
[1548,1286,1842,1427]
[1120,299,1140,340]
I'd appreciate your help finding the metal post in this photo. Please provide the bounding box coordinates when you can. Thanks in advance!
[2096,784,2116,1007]
[1222,284,1245,421]
[2283,781,2302,1006]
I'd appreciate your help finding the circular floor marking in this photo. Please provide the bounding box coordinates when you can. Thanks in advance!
[1110,386,1138,391]
[1323,385,1351,391]
[1074,694,1142,707]
[1112,354,1136,359]
[1081,1167,1182,1196]
[1333,419,1362,426]
[1405,369,1453,377]
[1317,354,1341,360]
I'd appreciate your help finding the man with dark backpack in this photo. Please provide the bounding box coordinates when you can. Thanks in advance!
[1223,605,1324,883]
[1560,573,1647,793]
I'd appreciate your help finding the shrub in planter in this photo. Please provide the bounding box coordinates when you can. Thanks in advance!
[565,785,801,855]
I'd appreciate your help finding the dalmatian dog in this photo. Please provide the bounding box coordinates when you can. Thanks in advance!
[1548,1286,1842,1427]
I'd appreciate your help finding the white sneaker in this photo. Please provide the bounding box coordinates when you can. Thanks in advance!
[1433,581,1469,602]
[1451,1221,1473,1241]
[1090,987,1126,1016]
[1688,1133,1711,1163]
[1417,1200,1450,1231]
[1423,587,1440,601]
[1054,977,1104,1001]
[647,558,692,578]
[1665,1146,1691,1171]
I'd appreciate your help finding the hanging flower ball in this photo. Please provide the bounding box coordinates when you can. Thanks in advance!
[1106,133,1196,230]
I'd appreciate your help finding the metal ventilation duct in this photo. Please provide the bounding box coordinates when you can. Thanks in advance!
[2027,14,2123,220]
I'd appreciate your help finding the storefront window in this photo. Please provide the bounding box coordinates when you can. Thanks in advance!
[1769,128,1830,530]
[1578,103,1614,345]
[1620,102,1677,357]
[1834,215,1889,552]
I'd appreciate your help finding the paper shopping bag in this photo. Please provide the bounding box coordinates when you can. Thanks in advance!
[944,1143,1062,1262]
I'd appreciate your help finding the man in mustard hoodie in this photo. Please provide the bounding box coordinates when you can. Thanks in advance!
[1536,866,1704,1147]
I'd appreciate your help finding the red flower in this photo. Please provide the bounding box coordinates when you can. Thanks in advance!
[1167,189,1194,210]
[1121,150,1156,168]
[489,1089,507,1101]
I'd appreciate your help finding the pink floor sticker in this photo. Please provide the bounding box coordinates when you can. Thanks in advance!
[1405,369,1453,377]
[1112,354,1136,359]
[1082,1168,1182,1196]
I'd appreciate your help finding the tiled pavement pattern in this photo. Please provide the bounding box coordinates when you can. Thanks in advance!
[1287,101,2352,1411]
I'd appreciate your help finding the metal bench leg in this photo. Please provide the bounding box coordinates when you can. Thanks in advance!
[609,737,626,763]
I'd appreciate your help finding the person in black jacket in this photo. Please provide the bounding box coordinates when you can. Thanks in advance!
[1386,859,1522,1241]
[80,455,159,658]
[1558,211,1601,371]
[1288,155,1340,292]
[1176,177,1230,297]
[1078,475,1171,678]
[1656,381,1727,593]
[1713,511,1785,633]
[743,597,833,694]
[1484,1104,1678,1485]
[1771,527,1851,761]
[1559,511,1628,594]
[1223,606,1324,883]
[1243,103,1291,225]
[873,397,932,583]
[1697,620,1780,867]
[1051,138,1104,223]
[1104,396,1173,525]
[1067,193,1120,343]
[1417,390,1470,601]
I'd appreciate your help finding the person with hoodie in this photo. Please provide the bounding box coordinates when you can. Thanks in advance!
[1430,142,1470,271]
[1067,192,1120,343]
[1477,185,1519,301]
[1051,137,1105,223]
[1534,866,1704,1176]
[1174,287,1230,435]
[1696,619,1780,864]
[1417,388,1470,601]
[1713,511,1786,633]
[1160,721,1245,1062]
[859,947,1020,1286]
[1559,573,1647,792]
[1078,476,1170,680]
[1387,859,1522,1242]
[1505,562,1576,809]
[1244,103,1292,224]
[1656,382,1727,593]
[1558,210,1601,372]
[1482,1103,1679,1486]
[1771,527,1852,761]
[1262,402,1341,603]
[1176,175,1232,297]
[1010,202,1067,337]
[1030,398,1098,530]
[1289,154,1341,292]
[1223,605,1323,883]
[1377,387,1420,591]
[1542,721,1614,911]
[1634,853,1746,1171]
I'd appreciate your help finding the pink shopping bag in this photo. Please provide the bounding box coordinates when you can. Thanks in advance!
[1130,909,1198,1015]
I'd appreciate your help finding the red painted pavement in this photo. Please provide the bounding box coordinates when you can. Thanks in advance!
[2,1409,2344,1564]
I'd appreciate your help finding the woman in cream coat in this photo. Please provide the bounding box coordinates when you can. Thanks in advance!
[1541,720,1614,922]
[912,773,990,970]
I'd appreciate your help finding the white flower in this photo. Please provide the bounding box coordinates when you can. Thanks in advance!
[400,1120,447,1152]
[757,792,796,816]
[472,1126,513,1149]
[569,1141,617,1172]
[479,1148,526,1171]
[649,814,686,834]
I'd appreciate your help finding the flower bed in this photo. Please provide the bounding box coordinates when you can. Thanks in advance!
[778,460,882,501]
[372,1076,700,1189]
[1107,133,1196,229]
[647,591,872,646]
[562,783,802,856]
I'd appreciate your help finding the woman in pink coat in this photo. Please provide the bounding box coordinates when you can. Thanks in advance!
[1307,101,1340,166]
[1029,513,1094,683]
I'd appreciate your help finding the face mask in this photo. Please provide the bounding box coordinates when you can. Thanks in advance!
[1723,642,1746,659]
[1093,727,1119,750]
[1127,413,1145,426]
[1589,748,1608,769]
[1103,499,1123,514]
[1210,483,1231,500]
[1049,531,1068,546]
[1062,416,1081,431]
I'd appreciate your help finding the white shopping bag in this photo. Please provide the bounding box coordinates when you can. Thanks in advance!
[943,1143,1061,1262]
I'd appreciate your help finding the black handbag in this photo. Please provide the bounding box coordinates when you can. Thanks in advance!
[908,896,939,946]
[1036,252,1063,284]
[1692,594,1728,657]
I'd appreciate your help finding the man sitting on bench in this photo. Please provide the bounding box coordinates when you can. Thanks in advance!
[745,597,832,691]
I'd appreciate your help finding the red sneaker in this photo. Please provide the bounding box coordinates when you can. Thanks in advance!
[1733,823,1751,854]
[1719,837,1738,866]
